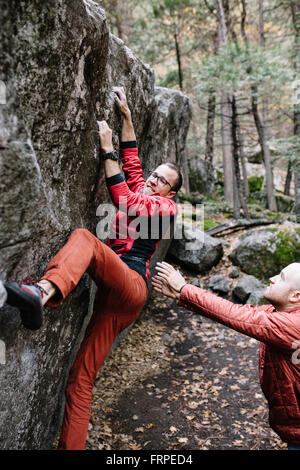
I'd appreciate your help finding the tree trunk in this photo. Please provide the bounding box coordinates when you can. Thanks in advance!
[231,95,249,218]
[291,0,300,220]
[257,0,277,211]
[236,113,249,197]
[217,0,233,207]
[284,160,292,196]
[205,89,216,192]
[295,174,300,219]
[251,89,277,211]
[220,93,234,206]
[240,0,277,211]
[174,33,183,91]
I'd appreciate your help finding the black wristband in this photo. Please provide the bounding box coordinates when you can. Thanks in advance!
[102,150,119,161]
[120,141,137,149]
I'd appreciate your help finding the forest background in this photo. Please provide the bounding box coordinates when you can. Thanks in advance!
[97,0,300,224]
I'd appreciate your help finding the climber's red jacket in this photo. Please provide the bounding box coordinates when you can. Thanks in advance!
[105,141,177,283]
[178,284,300,445]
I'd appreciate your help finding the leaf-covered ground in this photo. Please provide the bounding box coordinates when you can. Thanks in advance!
[86,280,285,451]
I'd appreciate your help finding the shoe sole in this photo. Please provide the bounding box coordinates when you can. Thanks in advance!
[4,282,43,330]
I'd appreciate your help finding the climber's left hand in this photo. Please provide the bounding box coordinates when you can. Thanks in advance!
[97,120,113,153]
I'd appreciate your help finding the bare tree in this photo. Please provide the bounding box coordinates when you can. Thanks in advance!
[204,29,218,192]
[231,95,249,218]
[291,0,300,220]
[284,161,293,195]
[236,116,250,197]
[257,0,277,211]
[240,0,277,211]
[217,0,234,207]
[205,88,216,190]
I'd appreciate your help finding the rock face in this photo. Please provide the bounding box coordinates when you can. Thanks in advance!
[0,0,191,449]
[207,274,231,295]
[169,224,223,273]
[229,223,300,280]
[188,156,214,194]
[0,283,7,308]
[229,267,240,279]
[233,275,267,303]
[246,288,268,306]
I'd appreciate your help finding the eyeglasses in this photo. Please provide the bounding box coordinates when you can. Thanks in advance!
[149,171,173,189]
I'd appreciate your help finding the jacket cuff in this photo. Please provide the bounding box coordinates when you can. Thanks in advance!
[177,284,188,304]
[120,141,137,149]
[106,173,125,187]
[178,285,205,306]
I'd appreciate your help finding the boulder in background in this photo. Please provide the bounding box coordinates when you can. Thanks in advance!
[229,223,300,280]
[168,224,223,273]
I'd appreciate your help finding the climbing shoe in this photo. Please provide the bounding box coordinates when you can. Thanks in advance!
[4,278,47,330]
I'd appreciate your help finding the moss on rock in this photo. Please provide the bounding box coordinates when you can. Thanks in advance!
[229,224,300,280]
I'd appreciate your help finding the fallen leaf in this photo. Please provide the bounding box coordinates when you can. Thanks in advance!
[135,427,144,433]
[178,437,188,443]
[186,415,195,421]
[230,384,240,391]
[188,401,199,409]
[128,442,142,450]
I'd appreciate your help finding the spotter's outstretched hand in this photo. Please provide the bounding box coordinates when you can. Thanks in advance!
[152,262,186,299]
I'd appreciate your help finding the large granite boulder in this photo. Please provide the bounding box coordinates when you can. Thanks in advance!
[188,156,214,195]
[246,288,268,306]
[233,275,267,303]
[0,0,191,449]
[169,224,224,273]
[207,274,231,294]
[229,223,300,280]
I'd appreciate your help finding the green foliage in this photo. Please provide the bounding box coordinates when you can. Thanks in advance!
[153,0,194,18]
[266,211,281,220]
[248,175,264,193]
[272,230,300,268]
[192,41,294,100]
[203,218,219,231]
[158,69,180,87]
[202,197,230,215]
[178,191,203,205]
[272,136,300,172]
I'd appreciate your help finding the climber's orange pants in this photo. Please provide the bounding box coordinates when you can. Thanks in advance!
[41,228,147,450]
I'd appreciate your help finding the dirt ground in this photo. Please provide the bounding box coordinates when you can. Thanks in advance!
[85,274,285,451]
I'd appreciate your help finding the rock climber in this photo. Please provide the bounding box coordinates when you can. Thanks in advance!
[4,87,183,450]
